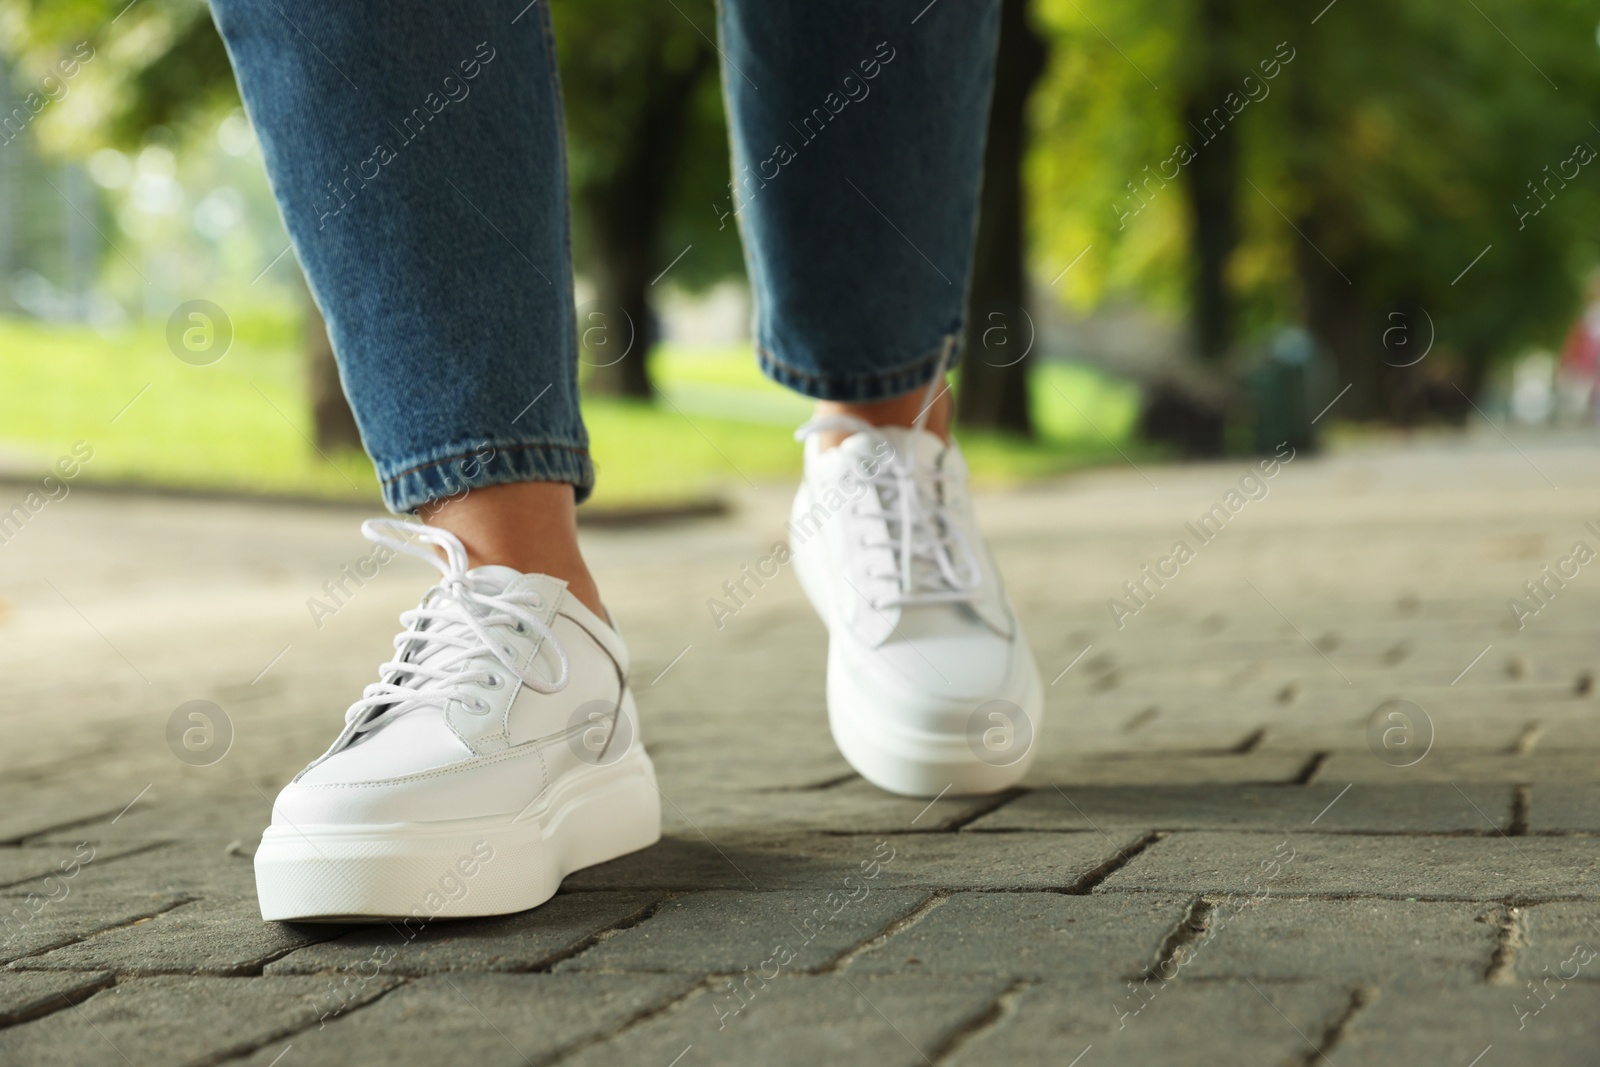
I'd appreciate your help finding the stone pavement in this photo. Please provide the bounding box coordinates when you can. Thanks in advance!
[2,431,1599,1066]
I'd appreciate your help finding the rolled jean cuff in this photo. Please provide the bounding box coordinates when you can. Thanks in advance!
[756,334,962,403]
[378,438,595,514]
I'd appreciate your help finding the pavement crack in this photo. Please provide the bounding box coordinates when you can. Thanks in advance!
[2,895,195,968]
[1292,752,1329,785]
[1229,727,1267,754]
[528,893,679,973]
[0,839,175,891]
[0,971,116,1030]
[197,976,412,1067]
[759,772,859,793]
[542,975,718,1066]
[944,789,1027,831]
[824,891,947,973]
[1509,785,1531,836]
[241,929,355,977]
[1509,722,1544,756]
[1298,985,1373,1066]
[1122,705,1160,733]
[1143,896,1214,980]
[927,977,1030,1065]
[1483,904,1527,985]
[4,806,136,847]
[1062,831,1165,895]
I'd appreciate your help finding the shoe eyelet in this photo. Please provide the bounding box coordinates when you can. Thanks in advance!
[466,697,491,715]
[513,621,530,636]
[482,673,504,691]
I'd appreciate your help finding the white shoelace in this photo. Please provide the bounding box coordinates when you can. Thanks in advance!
[343,519,570,736]
[794,342,982,611]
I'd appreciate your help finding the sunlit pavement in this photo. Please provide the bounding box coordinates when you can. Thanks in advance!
[2,431,1599,1065]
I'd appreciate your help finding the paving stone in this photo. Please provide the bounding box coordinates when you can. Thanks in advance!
[0,781,148,845]
[0,975,397,1067]
[1,838,206,900]
[265,890,660,976]
[1528,784,1600,832]
[1513,902,1600,982]
[1024,751,1312,787]
[15,897,342,977]
[6,438,1600,1060]
[1033,713,1277,757]
[0,844,107,891]
[26,788,272,848]
[1316,750,1600,784]
[1534,718,1600,749]
[1130,714,1297,751]
[230,973,698,1067]
[0,969,113,1026]
[36,839,262,900]
[1176,897,1498,983]
[1101,832,1600,900]
[647,730,853,794]
[969,783,1515,834]
[559,889,928,974]
[0,889,187,965]
[1254,689,1574,751]
[850,892,1191,979]
[561,974,1008,1067]
[1334,980,1600,1066]
[663,778,1004,835]
[945,979,1353,1066]
[562,832,1125,892]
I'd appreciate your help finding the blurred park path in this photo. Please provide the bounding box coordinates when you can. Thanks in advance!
[2,431,1600,1065]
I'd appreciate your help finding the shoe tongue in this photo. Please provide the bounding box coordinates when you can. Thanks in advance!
[465,564,523,593]
[836,426,944,471]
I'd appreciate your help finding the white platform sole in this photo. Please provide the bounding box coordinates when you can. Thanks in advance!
[254,747,661,922]
[826,643,1041,798]
[791,496,1042,798]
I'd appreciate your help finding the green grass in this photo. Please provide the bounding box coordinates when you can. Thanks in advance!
[0,315,1144,508]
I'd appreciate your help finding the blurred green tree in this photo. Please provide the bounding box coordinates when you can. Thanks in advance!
[1262,0,1600,420]
[550,0,741,399]
[16,0,1600,448]
[1030,0,1600,434]
[3,0,744,430]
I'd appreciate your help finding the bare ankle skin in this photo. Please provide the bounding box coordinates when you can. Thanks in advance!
[812,385,952,451]
[420,481,607,620]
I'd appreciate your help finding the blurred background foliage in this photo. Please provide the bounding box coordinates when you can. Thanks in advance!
[1,0,1597,507]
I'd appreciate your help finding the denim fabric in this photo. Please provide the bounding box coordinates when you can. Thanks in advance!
[210,0,1000,512]
[721,1,1001,402]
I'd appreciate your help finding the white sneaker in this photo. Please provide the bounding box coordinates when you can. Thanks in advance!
[791,415,1043,798]
[254,519,660,921]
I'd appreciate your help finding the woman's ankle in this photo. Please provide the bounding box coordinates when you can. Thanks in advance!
[811,386,951,450]
[420,481,607,620]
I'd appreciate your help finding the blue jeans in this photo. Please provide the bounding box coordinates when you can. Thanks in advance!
[209,0,1000,512]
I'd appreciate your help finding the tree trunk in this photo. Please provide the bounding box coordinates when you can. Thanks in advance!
[1280,62,1376,421]
[1292,210,1375,420]
[305,283,362,451]
[579,50,712,399]
[583,241,655,398]
[957,0,1047,436]
[1183,0,1240,363]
